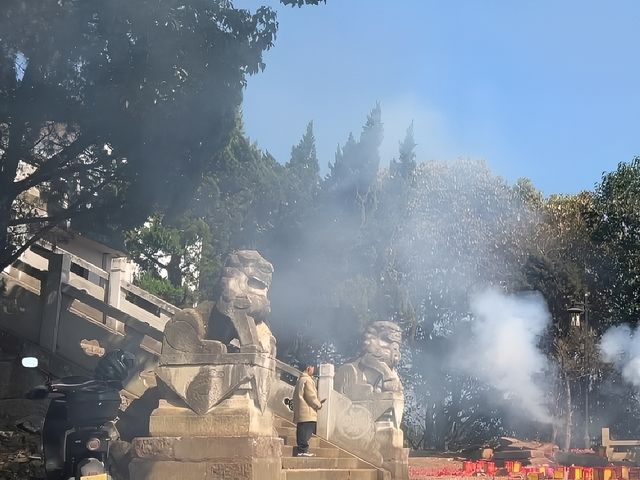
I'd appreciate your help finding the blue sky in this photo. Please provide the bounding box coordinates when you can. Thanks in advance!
[237,1,640,195]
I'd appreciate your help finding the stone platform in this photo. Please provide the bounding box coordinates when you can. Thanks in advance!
[129,397,283,480]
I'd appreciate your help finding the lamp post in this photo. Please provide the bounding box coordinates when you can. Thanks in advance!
[583,292,591,449]
[566,296,590,448]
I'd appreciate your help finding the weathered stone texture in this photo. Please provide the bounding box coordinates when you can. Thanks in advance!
[129,251,283,480]
[132,436,283,461]
[332,321,409,479]
[147,399,274,437]
[129,458,281,480]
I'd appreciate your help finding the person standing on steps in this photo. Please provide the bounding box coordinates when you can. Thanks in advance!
[292,364,324,457]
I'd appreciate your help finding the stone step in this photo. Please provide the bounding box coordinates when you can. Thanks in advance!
[274,416,294,427]
[281,435,325,448]
[276,425,297,436]
[283,468,378,480]
[276,426,332,447]
[282,456,364,469]
[283,446,352,458]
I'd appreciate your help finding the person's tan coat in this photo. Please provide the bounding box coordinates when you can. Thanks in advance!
[292,372,322,423]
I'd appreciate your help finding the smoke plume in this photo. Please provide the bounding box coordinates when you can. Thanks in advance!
[454,288,553,423]
[600,324,640,388]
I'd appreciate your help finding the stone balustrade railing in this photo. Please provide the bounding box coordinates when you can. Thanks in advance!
[3,245,407,478]
[1,244,169,393]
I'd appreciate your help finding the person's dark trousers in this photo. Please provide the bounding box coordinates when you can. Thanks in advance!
[296,421,317,454]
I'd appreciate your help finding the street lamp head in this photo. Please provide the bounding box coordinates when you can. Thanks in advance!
[567,303,584,328]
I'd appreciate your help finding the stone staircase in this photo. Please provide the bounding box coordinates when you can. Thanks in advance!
[1,244,399,479]
[275,415,389,480]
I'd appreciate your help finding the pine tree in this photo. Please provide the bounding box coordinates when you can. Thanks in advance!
[288,121,320,190]
[271,121,321,248]
[391,122,417,180]
[325,104,383,204]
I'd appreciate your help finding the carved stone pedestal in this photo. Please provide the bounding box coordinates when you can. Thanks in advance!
[130,251,283,479]
[129,437,282,480]
[129,396,283,480]
[376,424,409,480]
[148,395,275,437]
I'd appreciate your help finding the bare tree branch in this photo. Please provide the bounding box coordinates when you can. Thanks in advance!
[8,203,109,227]
[0,223,56,269]
[12,134,96,193]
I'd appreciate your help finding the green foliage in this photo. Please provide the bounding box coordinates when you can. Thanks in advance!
[288,121,320,192]
[513,177,544,209]
[126,117,290,304]
[125,215,211,306]
[326,103,382,207]
[589,157,640,325]
[390,122,417,180]
[281,0,326,6]
[134,271,188,307]
[0,0,279,270]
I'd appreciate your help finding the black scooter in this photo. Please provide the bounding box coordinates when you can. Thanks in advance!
[23,350,134,480]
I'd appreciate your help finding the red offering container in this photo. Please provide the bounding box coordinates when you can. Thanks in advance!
[464,461,476,475]
[570,467,583,480]
[554,467,567,480]
[616,466,630,480]
[512,461,523,473]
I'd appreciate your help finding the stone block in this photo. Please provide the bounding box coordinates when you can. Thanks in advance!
[283,469,378,480]
[148,398,273,437]
[281,457,363,469]
[132,436,283,461]
[129,457,282,480]
[130,459,205,480]
[132,437,175,461]
[382,458,408,480]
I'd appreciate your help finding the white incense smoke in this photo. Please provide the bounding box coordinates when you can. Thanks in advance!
[455,288,553,423]
[600,324,640,388]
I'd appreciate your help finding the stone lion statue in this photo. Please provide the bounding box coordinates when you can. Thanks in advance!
[334,321,403,397]
[332,321,408,478]
[161,250,276,359]
[207,250,276,355]
[156,250,277,414]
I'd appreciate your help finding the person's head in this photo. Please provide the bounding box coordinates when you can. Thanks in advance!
[304,365,315,376]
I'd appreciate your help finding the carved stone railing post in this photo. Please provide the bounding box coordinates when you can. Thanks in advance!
[106,257,126,332]
[39,252,71,353]
[317,363,334,438]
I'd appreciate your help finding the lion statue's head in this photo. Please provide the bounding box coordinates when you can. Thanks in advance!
[363,321,402,370]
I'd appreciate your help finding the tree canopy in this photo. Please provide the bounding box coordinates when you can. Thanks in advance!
[0,0,302,270]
